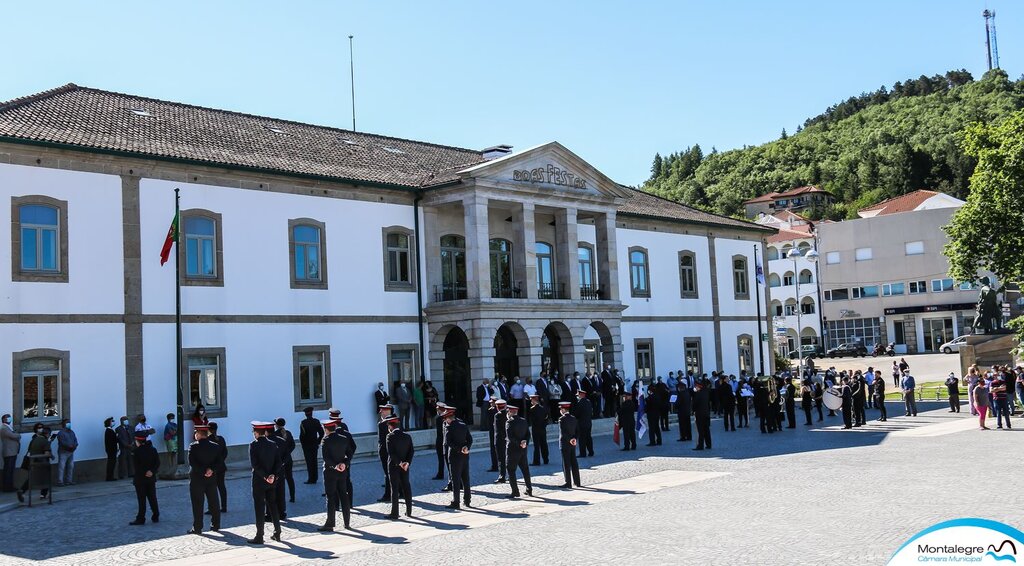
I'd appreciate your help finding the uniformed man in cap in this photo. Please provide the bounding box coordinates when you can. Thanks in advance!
[485,398,498,473]
[128,431,160,525]
[432,403,448,481]
[319,418,356,531]
[492,399,508,483]
[617,391,637,450]
[527,394,548,465]
[692,379,712,451]
[265,422,289,520]
[573,390,594,458]
[272,418,297,505]
[187,424,222,535]
[504,405,532,498]
[443,407,473,509]
[384,413,414,519]
[557,402,581,488]
[299,406,324,484]
[207,422,228,515]
[248,421,283,544]
[328,411,354,502]
[377,405,393,502]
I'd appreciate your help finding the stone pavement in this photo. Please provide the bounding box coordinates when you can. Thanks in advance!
[2,402,1021,565]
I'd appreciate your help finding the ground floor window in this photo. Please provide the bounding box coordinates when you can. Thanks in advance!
[634,339,654,383]
[684,338,702,377]
[12,349,70,432]
[293,346,331,410]
[183,348,227,418]
[826,318,880,349]
[583,341,599,376]
[387,344,419,389]
[737,335,753,375]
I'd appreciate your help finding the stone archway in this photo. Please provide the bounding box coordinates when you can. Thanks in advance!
[542,321,575,378]
[441,326,472,424]
[494,322,524,381]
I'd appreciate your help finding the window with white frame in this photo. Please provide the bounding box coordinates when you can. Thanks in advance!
[635,339,654,382]
[855,247,873,261]
[882,282,905,296]
[181,209,224,286]
[13,196,69,283]
[826,251,840,264]
[931,278,954,292]
[909,280,927,294]
[184,348,227,417]
[291,219,328,289]
[733,256,749,299]
[852,286,879,299]
[678,250,698,298]
[824,288,850,301]
[905,241,924,255]
[293,346,331,410]
[383,227,415,292]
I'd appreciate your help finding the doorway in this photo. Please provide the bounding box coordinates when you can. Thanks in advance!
[443,327,472,424]
[542,326,562,376]
[494,324,520,381]
[923,318,954,352]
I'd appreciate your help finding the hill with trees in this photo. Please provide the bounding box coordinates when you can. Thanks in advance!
[642,69,1024,219]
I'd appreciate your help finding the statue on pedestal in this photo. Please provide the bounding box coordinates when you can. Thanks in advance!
[972,276,1003,334]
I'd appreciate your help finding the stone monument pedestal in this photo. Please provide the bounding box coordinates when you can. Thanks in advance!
[960,332,1018,375]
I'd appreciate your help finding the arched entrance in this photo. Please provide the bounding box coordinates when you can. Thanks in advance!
[542,326,561,376]
[494,324,520,381]
[443,327,472,424]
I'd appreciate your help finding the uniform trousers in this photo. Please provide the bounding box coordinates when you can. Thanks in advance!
[695,414,712,449]
[678,410,692,440]
[389,465,412,516]
[252,479,280,539]
[134,478,159,521]
[378,447,391,498]
[621,423,636,450]
[506,449,531,495]
[560,445,580,486]
[189,477,220,532]
[448,452,471,505]
[435,442,446,478]
[577,426,593,457]
[302,443,319,483]
[323,468,351,527]
[494,436,507,478]
[531,428,548,464]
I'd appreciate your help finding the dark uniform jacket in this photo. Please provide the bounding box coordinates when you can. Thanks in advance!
[676,385,693,414]
[299,417,324,447]
[527,404,548,429]
[272,429,296,465]
[386,429,414,468]
[323,430,356,471]
[188,438,223,479]
[573,399,593,430]
[692,387,711,417]
[494,410,508,442]
[377,419,390,450]
[132,441,160,484]
[558,413,578,449]
[210,434,228,471]
[717,382,736,408]
[435,414,445,448]
[618,398,637,428]
[104,427,118,456]
[250,436,283,482]
[505,416,530,454]
[444,419,472,458]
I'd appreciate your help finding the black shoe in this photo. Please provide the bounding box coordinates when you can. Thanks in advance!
[280,512,287,519]
[211,526,220,532]
[387,513,399,520]
[692,447,704,451]
[559,483,572,489]
[507,493,519,499]
[247,537,263,545]
[129,519,145,525]
[525,488,533,496]
[406,510,413,517]
[494,477,506,484]
[220,508,227,513]
[318,524,335,532]
[152,516,159,523]
[441,485,452,492]
[271,531,281,542]
[574,483,582,488]
[543,460,549,465]
[304,480,316,484]
[446,502,460,510]
[531,462,540,466]
[16,490,24,503]
[205,510,212,515]
[621,448,630,451]
[289,497,295,503]
[188,528,202,535]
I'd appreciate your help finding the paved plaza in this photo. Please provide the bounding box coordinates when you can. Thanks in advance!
[2,395,1020,566]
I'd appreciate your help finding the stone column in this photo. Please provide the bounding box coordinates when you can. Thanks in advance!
[595,211,619,301]
[512,202,537,299]
[463,195,491,299]
[428,347,446,398]
[467,325,496,395]
[423,206,442,302]
[555,208,580,300]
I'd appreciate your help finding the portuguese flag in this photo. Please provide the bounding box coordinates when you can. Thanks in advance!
[159,211,178,266]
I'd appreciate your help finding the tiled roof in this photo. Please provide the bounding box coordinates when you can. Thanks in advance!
[857,190,941,216]
[620,189,774,233]
[0,83,487,189]
[766,224,813,244]
[743,185,831,205]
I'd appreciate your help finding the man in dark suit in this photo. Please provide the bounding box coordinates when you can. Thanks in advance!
[535,373,550,407]
[718,377,737,432]
[248,422,283,545]
[504,405,532,498]
[318,419,356,531]
[299,407,324,484]
[187,424,222,535]
[374,382,390,410]
[207,422,229,514]
[443,408,473,509]
[600,364,615,417]
[376,405,393,502]
[573,390,594,457]
[432,403,447,480]
[493,376,510,405]
[617,391,637,450]
[693,380,712,450]
[128,432,160,525]
[580,373,595,412]
[485,399,498,472]
[384,414,414,519]
[476,379,492,431]
[527,394,549,465]
[492,399,508,483]
[645,387,662,446]
[557,402,581,488]
[676,377,693,441]
[273,417,297,505]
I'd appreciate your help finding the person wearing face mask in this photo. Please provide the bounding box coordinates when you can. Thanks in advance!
[129,432,160,525]
[115,416,134,479]
[104,417,119,481]
[374,382,390,414]
[55,418,78,486]
[1,414,20,492]
[510,377,525,412]
[394,380,412,431]
[191,405,208,427]
[17,424,51,502]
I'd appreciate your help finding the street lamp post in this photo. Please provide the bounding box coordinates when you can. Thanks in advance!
[788,247,819,378]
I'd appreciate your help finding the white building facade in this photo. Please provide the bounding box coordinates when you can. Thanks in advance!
[0,84,773,477]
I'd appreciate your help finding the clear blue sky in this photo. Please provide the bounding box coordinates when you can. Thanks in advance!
[2,1,1019,186]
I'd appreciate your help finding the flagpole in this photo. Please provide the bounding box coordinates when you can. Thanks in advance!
[174,188,185,467]
[755,244,766,376]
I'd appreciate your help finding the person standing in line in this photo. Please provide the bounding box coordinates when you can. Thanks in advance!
[945,372,961,413]
[485,398,498,473]
[974,379,991,430]
[991,373,1013,429]
[299,407,324,484]
[162,413,178,471]
[573,390,594,458]
[476,379,492,432]
[901,371,918,417]
[964,366,981,416]
[588,372,602,419]
[891,361,901,389]
[374,382,390,413]
[510,377,525,413]
[692,379,712,451]
[504,405,532,499]
[864,367,876,409]
[16,424,50,502]
[737,379,752,428]
[384,413,414,519]
[754,379,770,434]
[432,403,448,481]
[128,432,160,525]
[784,377,797,429]
[1,414,20,493]
[376,405,394,502]
[557,402,581,488]
[273,418,297,504]
[104,417,119,481]
[55,418,78,486]
[187,424,221,535]
[207,422,229,515]
[527,394,549,465]
[800,379,814,426]
[874,376,887,422]
[617,391,637,450]
[318,418,356,531]
[115,417,134,480]
[394,380,412,431]
[645,386,663,446]
[443,407,472,509]
[812,380,824,422]
[411,379,424,430]
[492,399,508,483]
[422,380,439,428]
[854,372,868,427]
[600,364,615,418]
[719,376,736,432]
[247,422,282,545]
[676,377,693,440]
[840,376,854,429]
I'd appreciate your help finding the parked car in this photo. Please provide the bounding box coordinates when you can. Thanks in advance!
[788,345,823,360]
[826,342,868,358]
[939,335,968,354]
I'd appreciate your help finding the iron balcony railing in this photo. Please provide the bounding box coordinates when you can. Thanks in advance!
[434,284,467,302]
[537,282,566,300]
[580,284,602,300]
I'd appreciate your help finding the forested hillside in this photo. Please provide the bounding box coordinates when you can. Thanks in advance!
[642,69,1024,219]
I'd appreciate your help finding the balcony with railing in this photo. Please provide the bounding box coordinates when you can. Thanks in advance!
[434,284,467,302]
[432,282,602,302]
[537,282,567,300]
[491,282,523,299]
[580,284,602,300]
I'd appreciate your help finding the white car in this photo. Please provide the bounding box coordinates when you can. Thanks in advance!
[939,336,968,354]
